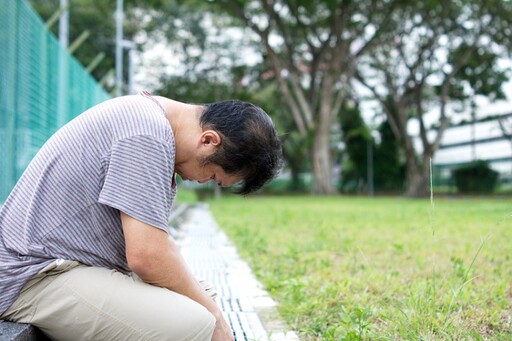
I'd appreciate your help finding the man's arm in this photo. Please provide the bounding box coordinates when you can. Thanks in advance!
[120,212,233,341]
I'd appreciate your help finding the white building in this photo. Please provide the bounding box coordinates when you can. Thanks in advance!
[429,101,512,182]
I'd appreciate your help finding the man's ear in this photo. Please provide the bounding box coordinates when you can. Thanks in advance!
[200,130,221,147]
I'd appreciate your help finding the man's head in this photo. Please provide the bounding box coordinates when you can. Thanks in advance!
[199,100,283,195]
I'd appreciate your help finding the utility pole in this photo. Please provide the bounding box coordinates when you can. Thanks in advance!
[115,0,124,96]
[121,40,135,95]
[57,0,69,127]
[470,99,477,161]
[59,0,69,48]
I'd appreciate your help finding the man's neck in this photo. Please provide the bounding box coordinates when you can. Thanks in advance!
[153,96,204,164]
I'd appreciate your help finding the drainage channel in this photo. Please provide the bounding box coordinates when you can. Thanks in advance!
[171,204,299,341]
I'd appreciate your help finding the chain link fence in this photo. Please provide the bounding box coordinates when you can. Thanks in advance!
[0,0,110,203]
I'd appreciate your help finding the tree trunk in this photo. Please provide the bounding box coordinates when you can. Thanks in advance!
[311,107,335,194]
[404,150,433,198]
[405,168,429,197]
[311,136,333,194]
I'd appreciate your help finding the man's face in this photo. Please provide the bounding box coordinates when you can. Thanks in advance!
[175,157,242,188]
[174,128,243,187]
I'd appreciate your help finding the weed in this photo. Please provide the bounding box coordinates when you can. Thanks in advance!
[338,307,372,340]
[450,256,467,279]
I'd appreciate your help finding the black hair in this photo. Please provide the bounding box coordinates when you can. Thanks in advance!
[200,100,283,194]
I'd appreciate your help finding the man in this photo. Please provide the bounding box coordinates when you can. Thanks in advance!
[0,90,283,341]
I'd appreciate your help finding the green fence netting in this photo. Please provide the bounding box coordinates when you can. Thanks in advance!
[0,0,110,203]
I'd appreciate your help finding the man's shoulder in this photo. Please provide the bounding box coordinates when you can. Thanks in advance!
[72,95,172,142]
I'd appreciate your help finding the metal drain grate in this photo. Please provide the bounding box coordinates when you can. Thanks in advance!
[176,205,299,341]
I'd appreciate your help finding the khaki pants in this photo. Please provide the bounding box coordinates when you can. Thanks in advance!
[1,260,216,341]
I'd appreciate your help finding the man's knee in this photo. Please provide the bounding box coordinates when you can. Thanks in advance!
[110,282,217,341]
[183,307,216,341]
[148,301,215,341]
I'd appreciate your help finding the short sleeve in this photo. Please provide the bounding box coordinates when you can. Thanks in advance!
[98,135,174,231]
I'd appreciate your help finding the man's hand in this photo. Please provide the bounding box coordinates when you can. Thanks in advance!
[212,311,234,341]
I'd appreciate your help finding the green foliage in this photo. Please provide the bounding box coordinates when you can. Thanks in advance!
[449,44,510,100]
[280,132,310,192]
[339,102,370,193]
[373,120,405,192]
[451,161,499,194]
[339,101,404,193]
[210,196,512,340]
[337,307,372,340]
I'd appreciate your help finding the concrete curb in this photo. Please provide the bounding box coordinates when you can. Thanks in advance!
[0,321,50,341]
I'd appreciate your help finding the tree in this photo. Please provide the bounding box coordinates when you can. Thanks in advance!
[209,0,401,194]
[356,0,512,197]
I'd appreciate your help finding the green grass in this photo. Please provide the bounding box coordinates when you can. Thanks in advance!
[208,196,512,340]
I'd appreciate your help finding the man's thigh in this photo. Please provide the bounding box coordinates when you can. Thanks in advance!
[2,261,215,341]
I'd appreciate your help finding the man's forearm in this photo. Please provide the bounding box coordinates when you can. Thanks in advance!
[138,237,222,318]
[120,212,222,318]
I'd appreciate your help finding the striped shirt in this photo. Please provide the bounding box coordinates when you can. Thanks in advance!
[0,91,177,315]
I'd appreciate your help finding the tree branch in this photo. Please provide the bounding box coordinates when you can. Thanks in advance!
[219,0,311,134]
[355,71,402,142]
[259,0,295,69]
[414,80,430,151]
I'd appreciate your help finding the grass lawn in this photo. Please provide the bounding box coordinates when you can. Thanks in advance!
[208,195,511,340]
